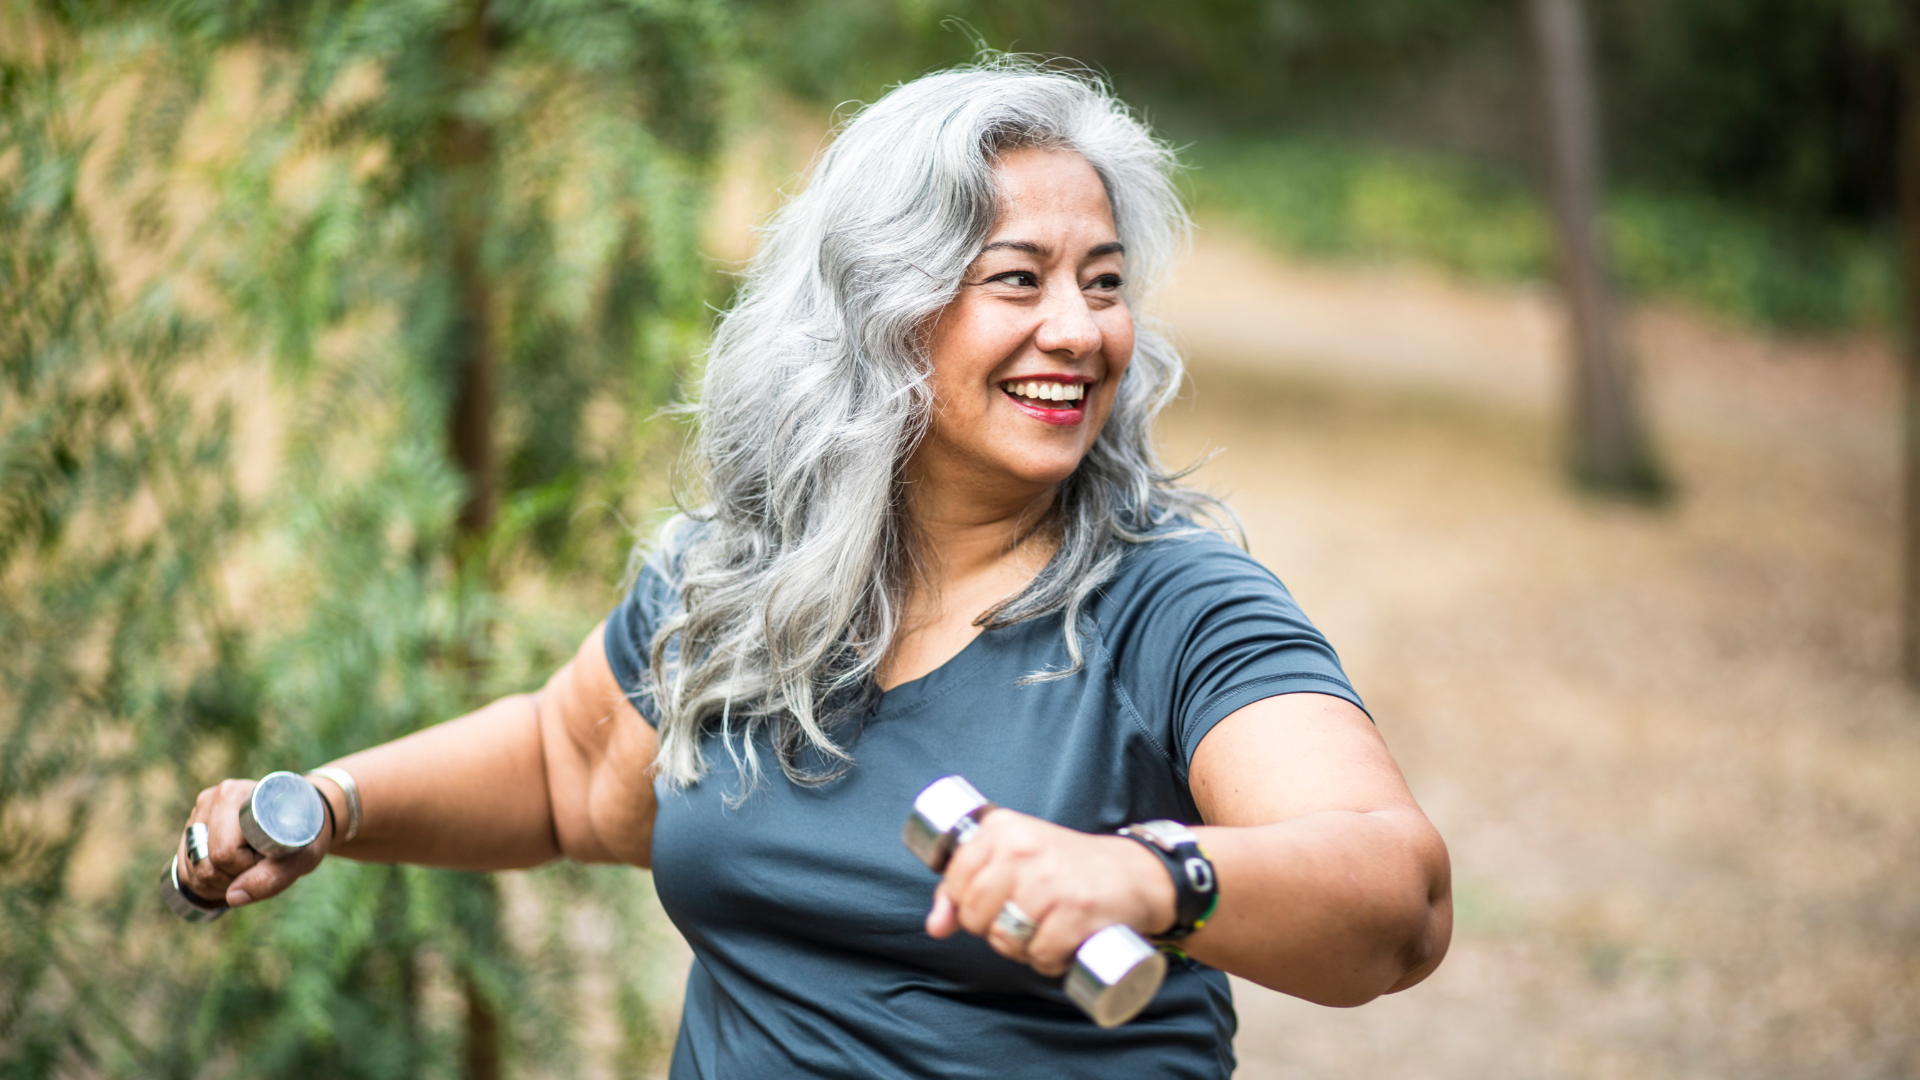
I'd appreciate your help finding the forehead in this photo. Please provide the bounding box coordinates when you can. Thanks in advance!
[988,147,1117,240]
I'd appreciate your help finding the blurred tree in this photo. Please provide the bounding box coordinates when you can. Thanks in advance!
[1900,6,1920,687]
[1,1,728,1077]
[733,0,1902,239]
[1528,0,1665,496]
[1602,0,1901,227]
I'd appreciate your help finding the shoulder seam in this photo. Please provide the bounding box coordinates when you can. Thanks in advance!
[1188,672,1357,744]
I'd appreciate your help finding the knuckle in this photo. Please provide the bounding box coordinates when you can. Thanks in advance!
[1029,948,1069,977]
[212,849,255,876]
[189,866,230,894]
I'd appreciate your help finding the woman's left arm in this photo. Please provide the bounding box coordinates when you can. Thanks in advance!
[928,691,1450,1007]
[1179,691,1451,1005]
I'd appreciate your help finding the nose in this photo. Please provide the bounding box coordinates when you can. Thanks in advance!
[1032,283,1102,361]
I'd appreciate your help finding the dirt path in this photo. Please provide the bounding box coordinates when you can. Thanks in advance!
[631,231,1916,1078]
[1159,232,1916,1078]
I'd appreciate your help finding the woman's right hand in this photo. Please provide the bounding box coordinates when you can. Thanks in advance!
[175,779,333,909]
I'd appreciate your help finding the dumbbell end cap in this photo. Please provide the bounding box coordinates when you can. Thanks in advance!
[902,775,992,872]
[1065,925,1167,1028]
[238,770,325,857]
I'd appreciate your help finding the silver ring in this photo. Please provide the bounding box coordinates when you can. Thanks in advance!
[185,822,211,865]
[996,899,1039,943]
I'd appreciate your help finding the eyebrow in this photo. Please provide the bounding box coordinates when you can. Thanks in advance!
[977,239,1126,259]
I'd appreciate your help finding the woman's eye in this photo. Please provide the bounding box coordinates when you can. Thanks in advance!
[990,271,1039,287]
[1087,274,1123,291]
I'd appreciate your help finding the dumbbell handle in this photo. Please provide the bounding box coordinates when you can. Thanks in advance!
[160,771,328,922]
[903,775,1168,1028]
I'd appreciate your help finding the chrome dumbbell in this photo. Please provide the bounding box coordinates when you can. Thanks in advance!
[903,775,1168,1028]
[161,771,328,922]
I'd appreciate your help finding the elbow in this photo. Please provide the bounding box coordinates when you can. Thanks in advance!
[1381,849,1453,997]
[1301,892,1452,1008]
[1338,851,1456,1006]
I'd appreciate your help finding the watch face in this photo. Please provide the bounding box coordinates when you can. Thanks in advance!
[1132,819,1199,850]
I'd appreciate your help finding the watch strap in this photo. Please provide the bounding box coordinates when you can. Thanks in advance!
[1118,819,1218,941]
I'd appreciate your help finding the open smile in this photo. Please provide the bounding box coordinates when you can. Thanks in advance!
[1000,379,1089,426]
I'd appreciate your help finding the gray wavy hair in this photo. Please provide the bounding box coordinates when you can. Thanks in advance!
[641,58,1224,791]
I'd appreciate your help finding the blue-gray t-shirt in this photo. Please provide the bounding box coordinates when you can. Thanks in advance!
[602,528,1364,1079]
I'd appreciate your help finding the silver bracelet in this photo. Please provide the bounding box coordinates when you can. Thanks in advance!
[306,766,363,843]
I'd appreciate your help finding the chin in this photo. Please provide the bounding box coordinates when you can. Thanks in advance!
[1001,450,1091,490]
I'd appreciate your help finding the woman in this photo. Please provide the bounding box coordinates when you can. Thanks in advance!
[175,61,1451,1078]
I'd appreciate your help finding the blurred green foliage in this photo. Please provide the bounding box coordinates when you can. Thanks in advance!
[735,0,1905,332]
[1,0,727,1076]
[1188,137,1898,331]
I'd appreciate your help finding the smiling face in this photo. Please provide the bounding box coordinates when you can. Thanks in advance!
[909,147,1135,512]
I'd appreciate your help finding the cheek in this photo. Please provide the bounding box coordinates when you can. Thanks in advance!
[1096,318,1137,419]
[928,325,1012,417]
[1105,311,1136,371]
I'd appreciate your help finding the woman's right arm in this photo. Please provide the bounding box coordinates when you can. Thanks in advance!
[175,620,660,908]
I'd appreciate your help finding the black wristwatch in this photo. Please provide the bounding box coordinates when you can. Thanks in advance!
[1117,819,1219,943]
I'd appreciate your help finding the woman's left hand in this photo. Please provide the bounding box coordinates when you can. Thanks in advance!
[925,809,1175,977]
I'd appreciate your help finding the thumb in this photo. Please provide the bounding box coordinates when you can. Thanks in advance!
[227,847,322,908]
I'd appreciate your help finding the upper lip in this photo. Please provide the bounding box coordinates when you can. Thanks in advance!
[999,374,1095,385]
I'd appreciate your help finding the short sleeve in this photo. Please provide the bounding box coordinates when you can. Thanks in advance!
[601,561,678,729]
[1102,531,1365,773]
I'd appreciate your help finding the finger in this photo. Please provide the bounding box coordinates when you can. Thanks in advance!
[984,893,1050,965]
[953,843,1019,941]
[178,789,235,900]
[926,889,959,938]
[174,823,228,902]
[938,816,993,899]
[205,779,260,880]
[227,847,322,907]
[1023,901,1087,978]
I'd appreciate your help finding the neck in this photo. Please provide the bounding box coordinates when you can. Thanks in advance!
[899,456,1060,605]
[910,485,1056,582]
[878,458,1062,689]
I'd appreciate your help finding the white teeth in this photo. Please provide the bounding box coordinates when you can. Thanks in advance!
[1004,380,1086,403]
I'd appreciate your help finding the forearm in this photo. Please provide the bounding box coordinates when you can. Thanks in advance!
[313,693,562,871]
[1181,809,1451,1006]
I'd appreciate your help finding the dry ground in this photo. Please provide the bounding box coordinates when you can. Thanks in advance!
[1159,235,1918,1079]
[627,232,1918,1079]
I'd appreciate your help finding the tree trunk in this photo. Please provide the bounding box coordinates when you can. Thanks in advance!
[462,972,503,1080]
[1900,42,1920,686]
[439,10,503,1079]
[1528,0,1666,497]
[442,5,497,545]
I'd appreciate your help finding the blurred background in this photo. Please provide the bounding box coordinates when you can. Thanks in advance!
[2,1,1914,1077]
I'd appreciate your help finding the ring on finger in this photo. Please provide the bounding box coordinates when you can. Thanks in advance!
[185,822,211,865]
[996,899,1039,943]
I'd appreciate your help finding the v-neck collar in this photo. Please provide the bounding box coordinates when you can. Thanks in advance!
[872,625,1000,719]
